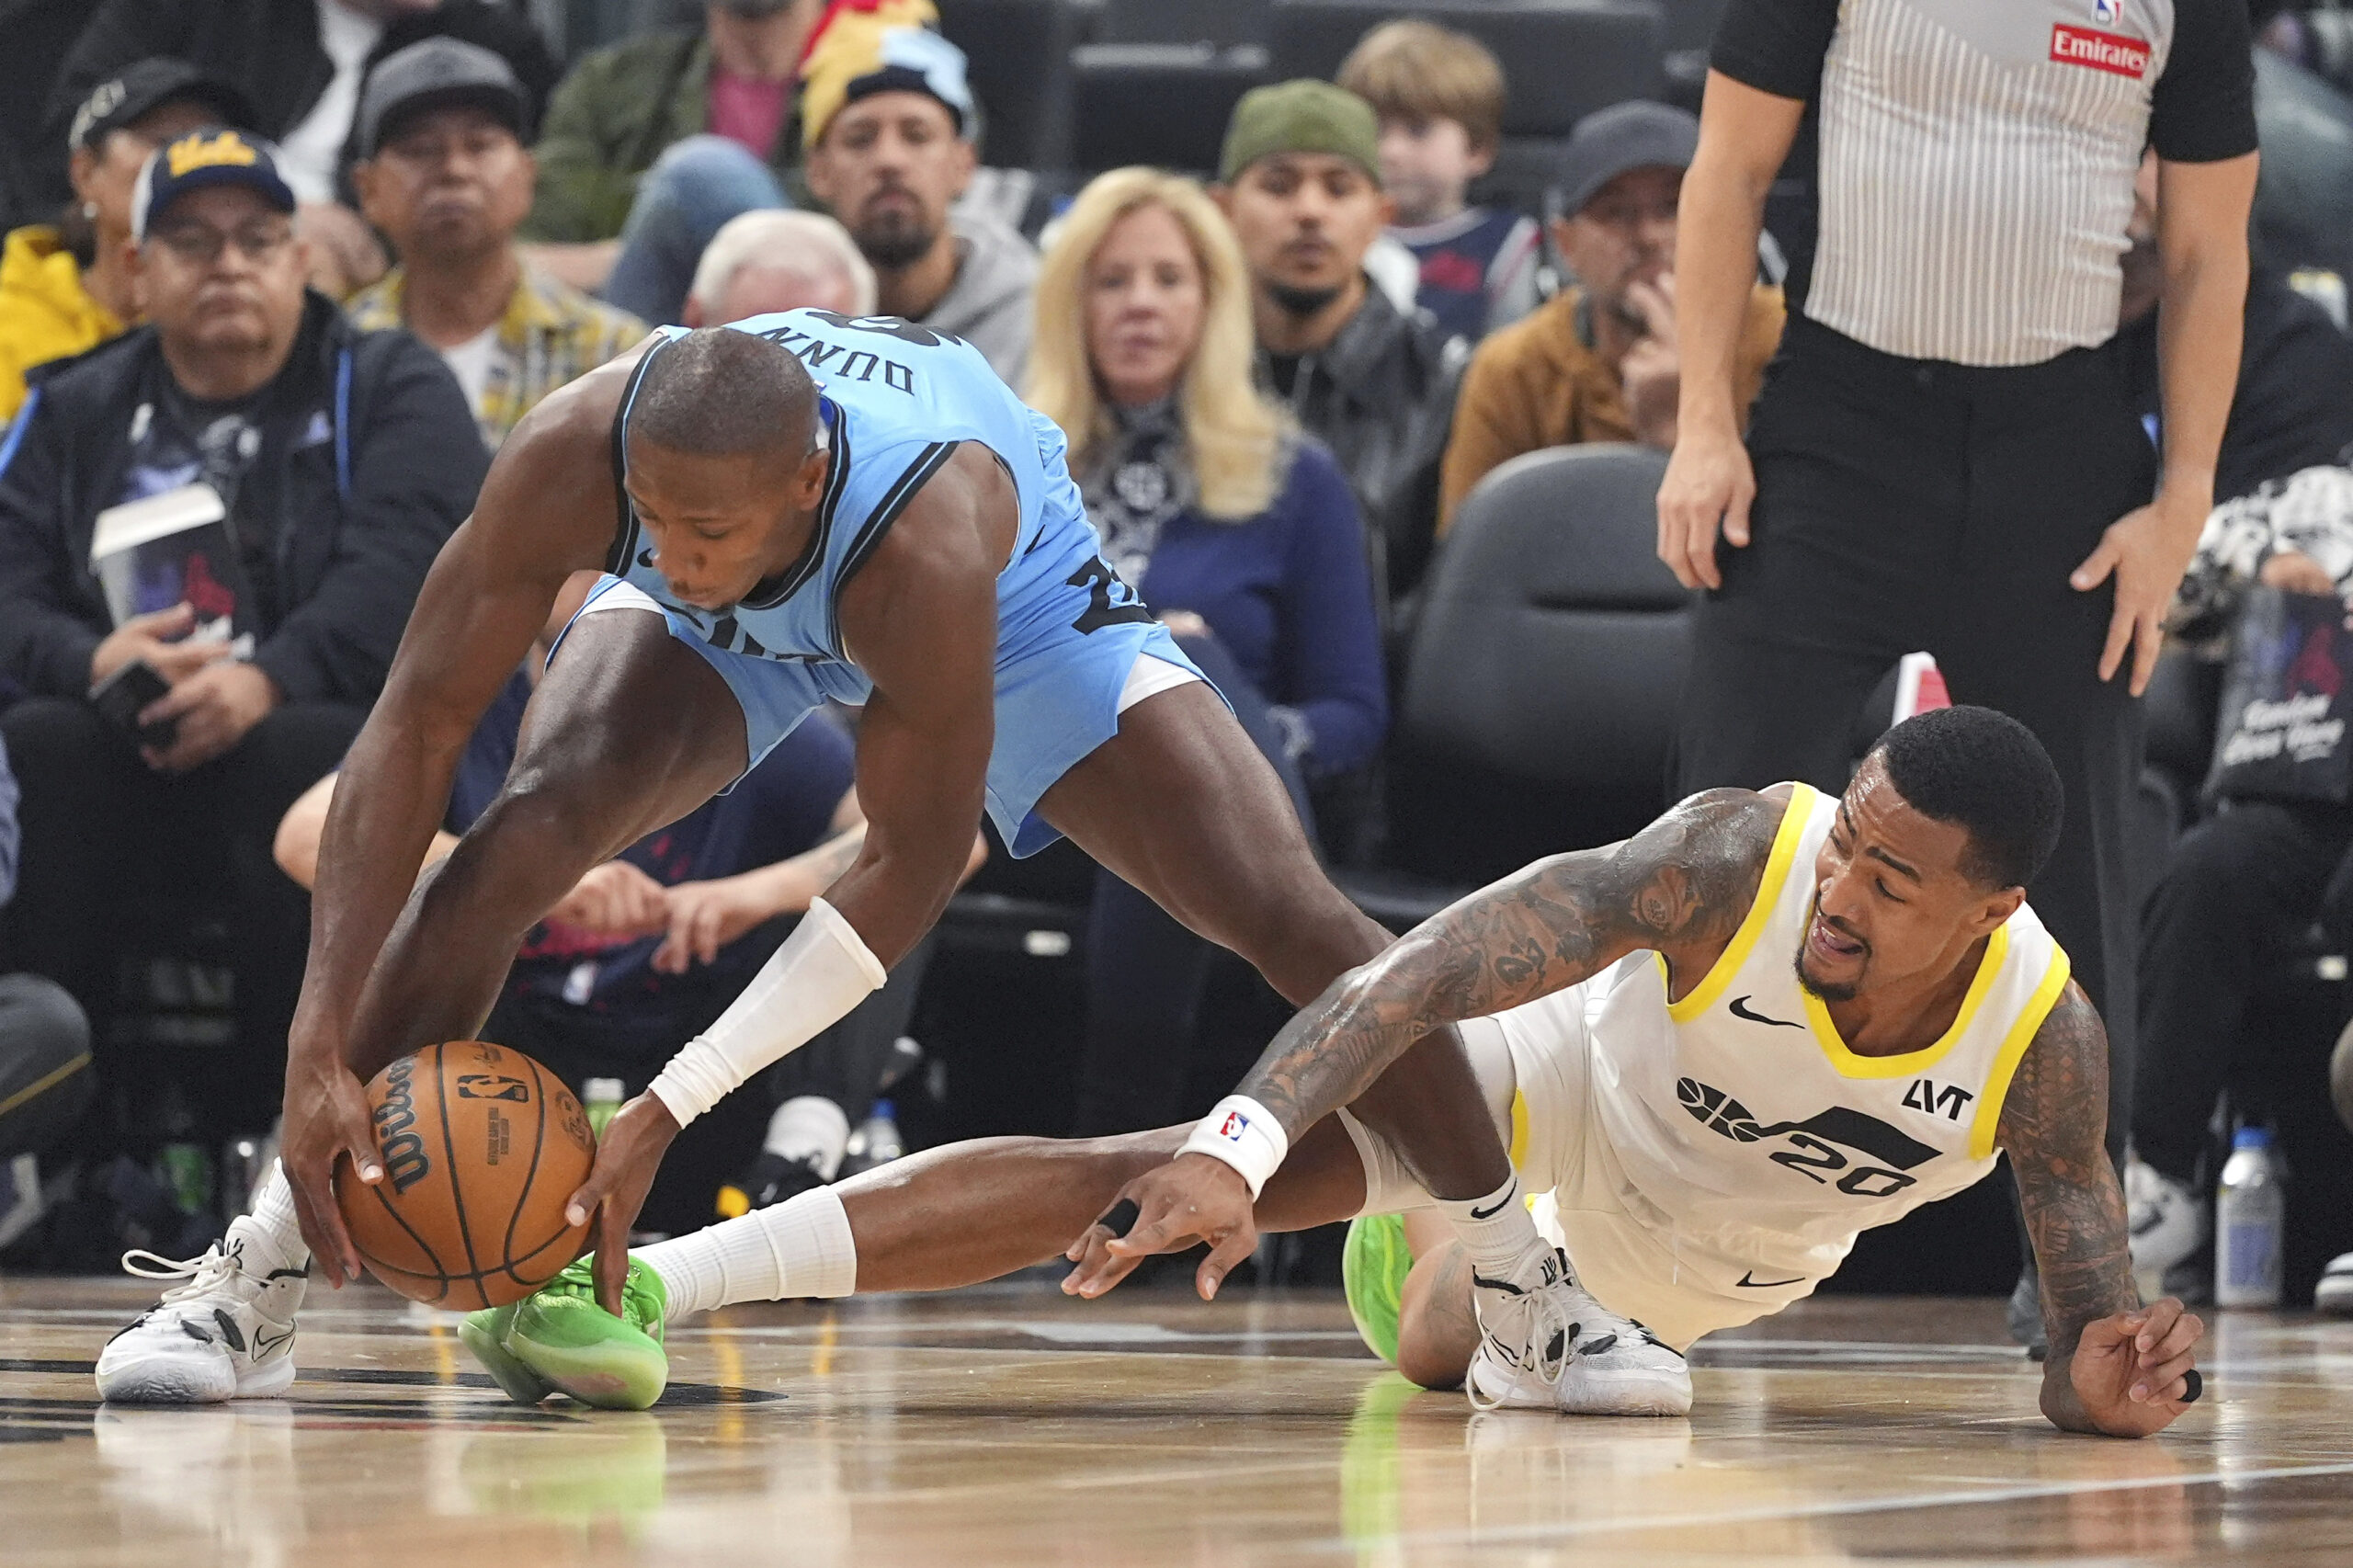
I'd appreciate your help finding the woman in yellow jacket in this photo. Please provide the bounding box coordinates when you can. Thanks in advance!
[0,62,255,424]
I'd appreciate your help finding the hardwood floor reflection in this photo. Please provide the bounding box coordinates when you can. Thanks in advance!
[6,1277,2350,1565]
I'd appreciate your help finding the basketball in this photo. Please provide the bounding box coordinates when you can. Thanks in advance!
[335,1041,597,1311]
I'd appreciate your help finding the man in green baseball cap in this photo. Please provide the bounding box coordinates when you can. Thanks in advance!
[1214,78,1463,602]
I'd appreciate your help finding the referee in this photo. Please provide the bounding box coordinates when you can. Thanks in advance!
[1657,0,2258,1165]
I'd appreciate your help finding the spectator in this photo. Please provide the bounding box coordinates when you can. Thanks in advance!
[0,733,92,1171]
[682,209,875,325]
[2109,152,2353,504]
[1336,20,1539,345]
[42,0,510,299]
[2126,469,2353,1279]
[1215,80,1462,601]
[0,128,484,1135]
[1028,166,1388,1135]
[346,39,646,450]
[1439,103,1784,536]
[522,0,833,298]
[0,63,260,427]
[797,17,1036,382]
[273,574,979,1229]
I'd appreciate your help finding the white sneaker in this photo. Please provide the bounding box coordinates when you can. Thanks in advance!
[95,1221,308,1404]
[2126,1159,2210,1276]
[1465,1249,1692,1416]
[2317,1253,2353,1316]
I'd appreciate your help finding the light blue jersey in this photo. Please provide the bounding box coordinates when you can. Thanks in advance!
[587,309,1206,855]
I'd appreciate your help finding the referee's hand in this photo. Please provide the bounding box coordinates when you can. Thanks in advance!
[1657,422,1756,591]
[2071,489,2208,696]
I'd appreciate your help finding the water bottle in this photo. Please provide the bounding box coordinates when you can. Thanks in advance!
[583,1078,627,1141]
[2215,1127,2285,1309]
[843,1099,905,1177]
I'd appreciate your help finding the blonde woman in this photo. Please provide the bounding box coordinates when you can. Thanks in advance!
[1029,167,1387,1136]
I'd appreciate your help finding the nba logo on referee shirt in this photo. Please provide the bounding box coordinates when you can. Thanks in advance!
[2093,0,2119,24]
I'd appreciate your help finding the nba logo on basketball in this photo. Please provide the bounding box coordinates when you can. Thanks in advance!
[2093,0,2120,22]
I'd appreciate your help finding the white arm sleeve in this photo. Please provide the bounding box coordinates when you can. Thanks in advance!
[645,896,888,1127]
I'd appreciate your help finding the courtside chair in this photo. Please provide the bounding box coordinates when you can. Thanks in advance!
[1337,442,1692,933]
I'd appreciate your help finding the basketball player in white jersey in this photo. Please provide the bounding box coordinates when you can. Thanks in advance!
[480,706,2199,1437]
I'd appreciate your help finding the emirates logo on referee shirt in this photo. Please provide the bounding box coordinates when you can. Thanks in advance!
[2051,23,2150,77]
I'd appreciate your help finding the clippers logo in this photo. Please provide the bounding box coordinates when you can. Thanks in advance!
[2050,24,2150,78]
[166,130,260,177]
[1217,1109,1251,1142]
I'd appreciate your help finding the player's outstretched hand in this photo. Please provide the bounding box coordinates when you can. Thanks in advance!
[282,1053,382,1285]
[1062,1153,1256,1302]
[2062,1297,2205,1437]
[563,1094,681,1315]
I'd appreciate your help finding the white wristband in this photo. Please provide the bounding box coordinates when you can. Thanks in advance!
[1179,1096,1290,1199]
[646,896,886,1128]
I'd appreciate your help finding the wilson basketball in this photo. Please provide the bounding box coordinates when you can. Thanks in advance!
[335,1041,596,1310]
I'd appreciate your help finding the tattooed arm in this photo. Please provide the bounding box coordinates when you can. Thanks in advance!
[1239,786,1786,1142]
[2001,983,2205,1437]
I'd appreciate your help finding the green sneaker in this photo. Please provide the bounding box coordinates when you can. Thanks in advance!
[461,1301,555,1405]
[500,1255,670,1411]
[1343,1213,1413,1366]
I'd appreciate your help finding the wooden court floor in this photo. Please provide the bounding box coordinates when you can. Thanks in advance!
[4,1275,2350,1566]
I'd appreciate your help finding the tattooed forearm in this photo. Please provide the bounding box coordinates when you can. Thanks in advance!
[2002,984,2137,1365]
[1237,788,1780,1137]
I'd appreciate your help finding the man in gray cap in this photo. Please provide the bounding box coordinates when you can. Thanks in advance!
[1438,101,1784,535]
[1215,78,1462,601]
[347,38,645,449]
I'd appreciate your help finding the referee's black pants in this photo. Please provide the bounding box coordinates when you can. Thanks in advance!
[1676,316,2154,1163]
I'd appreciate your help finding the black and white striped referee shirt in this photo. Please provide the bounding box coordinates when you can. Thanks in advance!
[1714,0,2256,367]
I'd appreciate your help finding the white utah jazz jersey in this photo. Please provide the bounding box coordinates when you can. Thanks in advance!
[1506,783,2073,1330]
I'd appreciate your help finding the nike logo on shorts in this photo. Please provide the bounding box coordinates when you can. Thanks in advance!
[1736,1270,1806,1289]
[1729,995,1803,1029]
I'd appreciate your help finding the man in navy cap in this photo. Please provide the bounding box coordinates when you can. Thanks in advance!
[0,125,485,1144]
[1438,102,1786,537]
[347,38,645,450]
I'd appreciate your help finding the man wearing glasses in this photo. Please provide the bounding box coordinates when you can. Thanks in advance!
[0,127,484,1146]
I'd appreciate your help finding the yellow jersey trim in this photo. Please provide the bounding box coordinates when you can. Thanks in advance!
[1801,921,2010,1080]
[1660,782,1819,1023]
[1969,947,2075,1160]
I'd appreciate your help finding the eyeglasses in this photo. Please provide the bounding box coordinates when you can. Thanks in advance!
[147,222,296,267]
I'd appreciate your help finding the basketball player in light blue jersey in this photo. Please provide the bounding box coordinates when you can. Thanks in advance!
[94,312,1615,1408]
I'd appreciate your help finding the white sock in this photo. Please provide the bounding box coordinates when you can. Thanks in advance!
[1436,1173,1553,1288]
[227,1161,309,1273]
[765,1096,851,1180]
[637,1186,858,1324]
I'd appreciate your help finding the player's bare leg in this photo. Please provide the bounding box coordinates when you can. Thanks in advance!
[1392,1213,1482,1391]
[1035,682,1512,1212]
[97,608,745,1404]
[481,1117,1375,1408]
[343,608,749,1080]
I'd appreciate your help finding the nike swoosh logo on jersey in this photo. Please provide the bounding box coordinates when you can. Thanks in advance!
[1736,1270,1806,1289]
[1729,995,1803,1028]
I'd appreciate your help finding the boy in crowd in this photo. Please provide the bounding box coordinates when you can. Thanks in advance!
[1337,21,1539,346]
